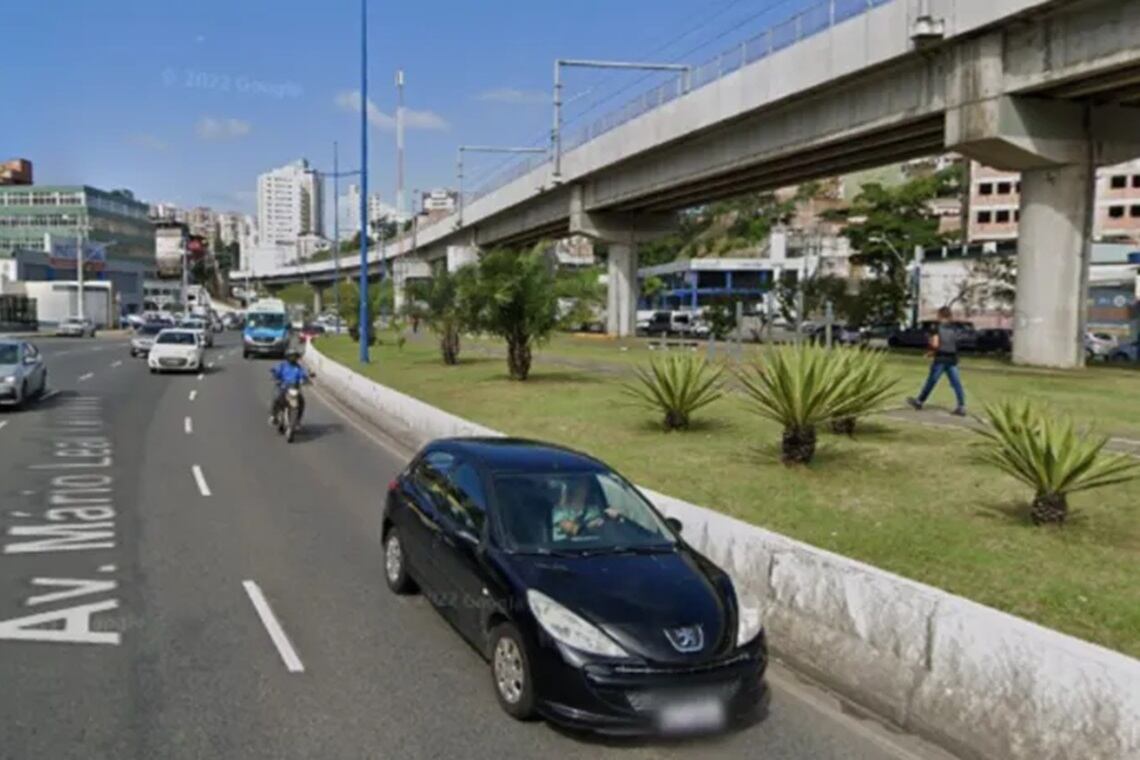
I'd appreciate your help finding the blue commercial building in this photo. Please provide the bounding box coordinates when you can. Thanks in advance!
[6,246,154,317]
[637,258,805,310]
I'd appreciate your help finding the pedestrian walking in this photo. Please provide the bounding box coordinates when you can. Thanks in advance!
[907,306,966,416]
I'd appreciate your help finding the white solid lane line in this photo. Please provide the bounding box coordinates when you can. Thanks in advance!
[0,421,7,432]
[78,372,94,382]
[191,465,211,496]
[242,581,305,673]
[110,360,122,368]
[184,417,193,435]
[189,390,198,402]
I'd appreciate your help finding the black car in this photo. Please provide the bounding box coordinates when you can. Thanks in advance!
[381,438,768,736]
[889,320,978,352]
[976,328,1012,354]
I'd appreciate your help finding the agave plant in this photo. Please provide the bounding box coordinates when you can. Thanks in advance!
[827,348,899,435]
[624,353,725,430]
[737,344,862,464]
[974,399,1140,525]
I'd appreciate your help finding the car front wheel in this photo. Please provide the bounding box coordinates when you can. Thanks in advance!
[383,528,416,594]
[490,623,537,721]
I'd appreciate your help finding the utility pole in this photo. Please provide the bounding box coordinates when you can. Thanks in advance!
[76,215,87,322]
[396,69,406,218]
[552,59,691,181]
[358,0,370,363]
[333,140,342,334]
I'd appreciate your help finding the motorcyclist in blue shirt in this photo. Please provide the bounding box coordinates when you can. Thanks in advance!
[270,349,311,425]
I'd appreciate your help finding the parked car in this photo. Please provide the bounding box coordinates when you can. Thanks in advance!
[0,340,48,408]
[976,328,1013,354]
[1085,331,1119,361]
[381,438,769,735]
[808,324,864,346]
[129,323,166,357]
[862,323,898,350]
[889,321,978,352]
[147,329,205,373]
[55,317,96,338]
[1108,339,1139,364]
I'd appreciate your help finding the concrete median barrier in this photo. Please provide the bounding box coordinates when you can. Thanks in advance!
[304,340,1140,760]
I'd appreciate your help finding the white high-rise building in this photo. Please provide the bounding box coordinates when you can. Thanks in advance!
[342,183,406,232]
[257,159,324,250]
[217,211,244,248]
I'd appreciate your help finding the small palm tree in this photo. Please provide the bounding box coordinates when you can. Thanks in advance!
[975,399,1140,525]
[624,354,725,430]
[827,348,899,435]
[738,344,861,464]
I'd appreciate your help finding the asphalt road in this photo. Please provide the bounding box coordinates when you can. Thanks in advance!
[0,333,952,760]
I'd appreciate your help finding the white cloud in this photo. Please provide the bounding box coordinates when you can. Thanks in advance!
[195,117,252,140]
[334,90,448,131]
[475,87,548,105]
[127,133,168,151]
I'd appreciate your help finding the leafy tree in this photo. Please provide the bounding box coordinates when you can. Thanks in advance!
[641,275,666,305]
[945,255,1017,316]
[404,264,474,365]
[336,278,386,343]
[277,282,314,308]
[837,166,963,323]
[552,265,605,330]
[461,246,560,381]
[703,298,738,340]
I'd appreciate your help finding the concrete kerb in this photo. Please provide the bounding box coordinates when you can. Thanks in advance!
[304,340,1140,760]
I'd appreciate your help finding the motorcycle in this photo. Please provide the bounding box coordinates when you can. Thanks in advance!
[273,377,314,443]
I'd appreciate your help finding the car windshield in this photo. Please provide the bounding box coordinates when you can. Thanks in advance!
[248,313,285,329]
[156,332,197,346]
[0,345,19,364]
[139,325,163,335]
[492,470,676,554]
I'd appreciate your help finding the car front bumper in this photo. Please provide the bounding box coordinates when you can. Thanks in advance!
[532,631,769,736]
[244,341,288,355]
[149,356,201,371]
[0,383,22,405]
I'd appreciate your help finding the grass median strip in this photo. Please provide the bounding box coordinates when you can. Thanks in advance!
[318,334,1140,657]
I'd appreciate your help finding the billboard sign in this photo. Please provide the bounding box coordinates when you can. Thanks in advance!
[47,236,107,272]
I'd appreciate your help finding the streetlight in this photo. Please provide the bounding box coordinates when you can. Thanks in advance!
[869,235,923,327]
[456,145,547,225]
[552,59,691,181]
[60,211,90,323]
[315,147,362,335]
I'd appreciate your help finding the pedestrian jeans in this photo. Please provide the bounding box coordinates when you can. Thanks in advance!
[918,360,965,408]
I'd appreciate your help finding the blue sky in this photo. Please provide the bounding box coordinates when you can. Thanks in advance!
[4,0,814,217]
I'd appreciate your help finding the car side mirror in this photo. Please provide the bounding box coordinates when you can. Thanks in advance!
[666,517,683,534]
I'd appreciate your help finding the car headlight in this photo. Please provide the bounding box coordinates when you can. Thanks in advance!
[2,375,15,385]
[735,588,763,647]
[527,589,629,658]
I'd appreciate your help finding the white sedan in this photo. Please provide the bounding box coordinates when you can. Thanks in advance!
[148,329,205,373]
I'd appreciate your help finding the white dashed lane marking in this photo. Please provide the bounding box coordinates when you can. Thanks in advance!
[78,372,94,382]
[242,581,305,673]
[184,417,193,435]
[191,465,211,496]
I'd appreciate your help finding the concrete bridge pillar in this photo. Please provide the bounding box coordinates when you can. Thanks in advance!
[945,33,1140,366]
[312,286,323,315]
[567,185,674,338]
[606,244,638,337]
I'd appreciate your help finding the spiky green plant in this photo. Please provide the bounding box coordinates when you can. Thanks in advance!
[624,354,725,430]
[827,348,899,435]
[974,399,1140,525]
[737,344,863,464]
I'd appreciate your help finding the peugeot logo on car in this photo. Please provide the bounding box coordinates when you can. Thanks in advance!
[664,624,704,653]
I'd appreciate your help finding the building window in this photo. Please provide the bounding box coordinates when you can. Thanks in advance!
[1014,210,1020,222]
[1131,205,1140,218]
[979,183,994,196]
[1016,182,1021,193]
[997,182,1012,195]
[996,210,1011,223]
[977,211,993,224]
[1132,176,1140,189]
[1109,205,1125,219]
[1111,175,1127,189]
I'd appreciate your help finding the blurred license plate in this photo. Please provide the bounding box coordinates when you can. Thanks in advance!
[657,697,726,734]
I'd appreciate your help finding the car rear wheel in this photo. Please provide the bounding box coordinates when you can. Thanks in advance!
[490,623,537,720]
[383,529,416,594]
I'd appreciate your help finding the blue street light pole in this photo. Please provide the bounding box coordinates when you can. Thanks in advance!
[358,0,371,363]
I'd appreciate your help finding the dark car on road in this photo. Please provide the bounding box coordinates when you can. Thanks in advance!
[976,328,1012,354]
[889,320,978,352]
[381,438,768,736]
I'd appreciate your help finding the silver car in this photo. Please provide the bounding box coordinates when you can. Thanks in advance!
[56,317,96,338]
[130,323,165,357]
[0,340,48,408]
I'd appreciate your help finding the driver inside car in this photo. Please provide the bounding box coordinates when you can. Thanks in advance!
[552,477,622,540]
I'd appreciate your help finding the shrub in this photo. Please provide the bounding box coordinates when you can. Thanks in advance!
[827,348,899,435]
[974,399,1140,525]
[737,345,862,464]
[624,354,725,430]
